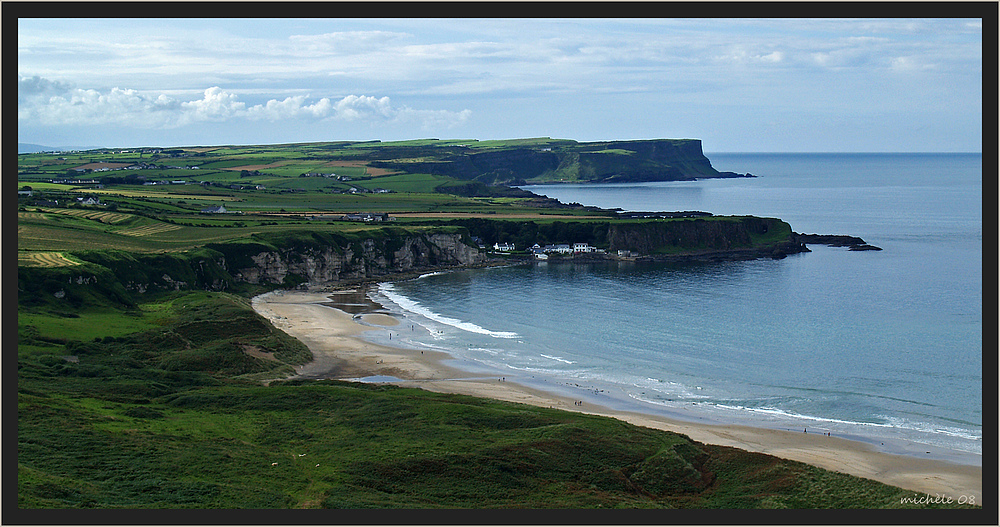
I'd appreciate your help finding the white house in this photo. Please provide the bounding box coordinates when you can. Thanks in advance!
[573,243,596,253]
[493,242,515,252]
[544,244,573,254]
[201,205,227,214]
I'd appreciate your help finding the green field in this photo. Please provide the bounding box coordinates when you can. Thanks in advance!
[17,141,617,261]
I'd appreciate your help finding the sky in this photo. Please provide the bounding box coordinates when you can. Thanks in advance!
[17,13,985,152]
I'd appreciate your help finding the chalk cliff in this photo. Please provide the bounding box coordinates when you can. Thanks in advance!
[20,219,818,311]
[19,230,486,309]
[226,232,486,286]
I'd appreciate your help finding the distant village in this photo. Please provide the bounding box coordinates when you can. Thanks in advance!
[482,240,640,260]
[44,163,395,196]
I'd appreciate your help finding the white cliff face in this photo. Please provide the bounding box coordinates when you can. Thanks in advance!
[427,233,482,265]
[36,232,485,304]
[233,246,346,284]
[235,252,288,284]
[230,233,484,286]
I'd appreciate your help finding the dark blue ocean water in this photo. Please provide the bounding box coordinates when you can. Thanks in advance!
[366,153,983,465]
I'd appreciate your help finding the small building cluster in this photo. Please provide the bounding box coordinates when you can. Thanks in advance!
[143,180,190,186]
[341,212,393,222]
[343,187,393,195]
[49,178,100,184]
[72,162,200,173]
[301,172,351,181]
[489,242,605,257]
[527,242,599,255]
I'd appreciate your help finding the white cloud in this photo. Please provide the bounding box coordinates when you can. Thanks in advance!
[715,46,786,65]
[245,95,333,120]
[328,95,472,130]
[179,87,246,123]
[332,95,395,120]
[17,78,471,130]
[19,81,183,127]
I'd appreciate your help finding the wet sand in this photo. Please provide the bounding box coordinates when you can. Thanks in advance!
[251,288,984,502]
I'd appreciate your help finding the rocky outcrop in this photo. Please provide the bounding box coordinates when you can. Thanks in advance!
[233,246,348,285]
[793,233,882,251]
[389,233,484,271]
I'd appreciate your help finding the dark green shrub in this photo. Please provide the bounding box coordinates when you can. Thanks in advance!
[122,406,164,419]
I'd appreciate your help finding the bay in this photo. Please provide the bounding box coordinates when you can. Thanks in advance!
[366,153,983,465]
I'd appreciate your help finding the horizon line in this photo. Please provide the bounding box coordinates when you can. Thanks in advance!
[16,139,985,156]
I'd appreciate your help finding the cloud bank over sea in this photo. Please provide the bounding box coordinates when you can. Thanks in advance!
[18,77,472,131]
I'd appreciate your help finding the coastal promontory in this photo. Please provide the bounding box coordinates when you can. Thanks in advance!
[365,138,753,185]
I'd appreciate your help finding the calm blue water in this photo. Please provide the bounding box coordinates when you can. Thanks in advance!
[365,153,983,465]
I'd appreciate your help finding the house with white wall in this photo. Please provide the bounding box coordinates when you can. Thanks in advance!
[493,242,515,252]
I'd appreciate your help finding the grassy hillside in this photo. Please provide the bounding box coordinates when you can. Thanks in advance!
[16,289,979,511]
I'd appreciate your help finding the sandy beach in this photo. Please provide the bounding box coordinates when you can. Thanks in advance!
[252,287,984,503]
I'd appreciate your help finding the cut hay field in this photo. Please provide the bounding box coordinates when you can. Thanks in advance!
[38,208,132,224]
[17,211,251,253]
[18,222,184,253]
[17,252,82,268]
[17,207,429,255]
[117,222,184,237]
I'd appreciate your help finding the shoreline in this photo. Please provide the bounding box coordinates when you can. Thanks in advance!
[251,287,983,503]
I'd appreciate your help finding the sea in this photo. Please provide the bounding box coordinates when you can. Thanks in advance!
[361,153,984,466]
